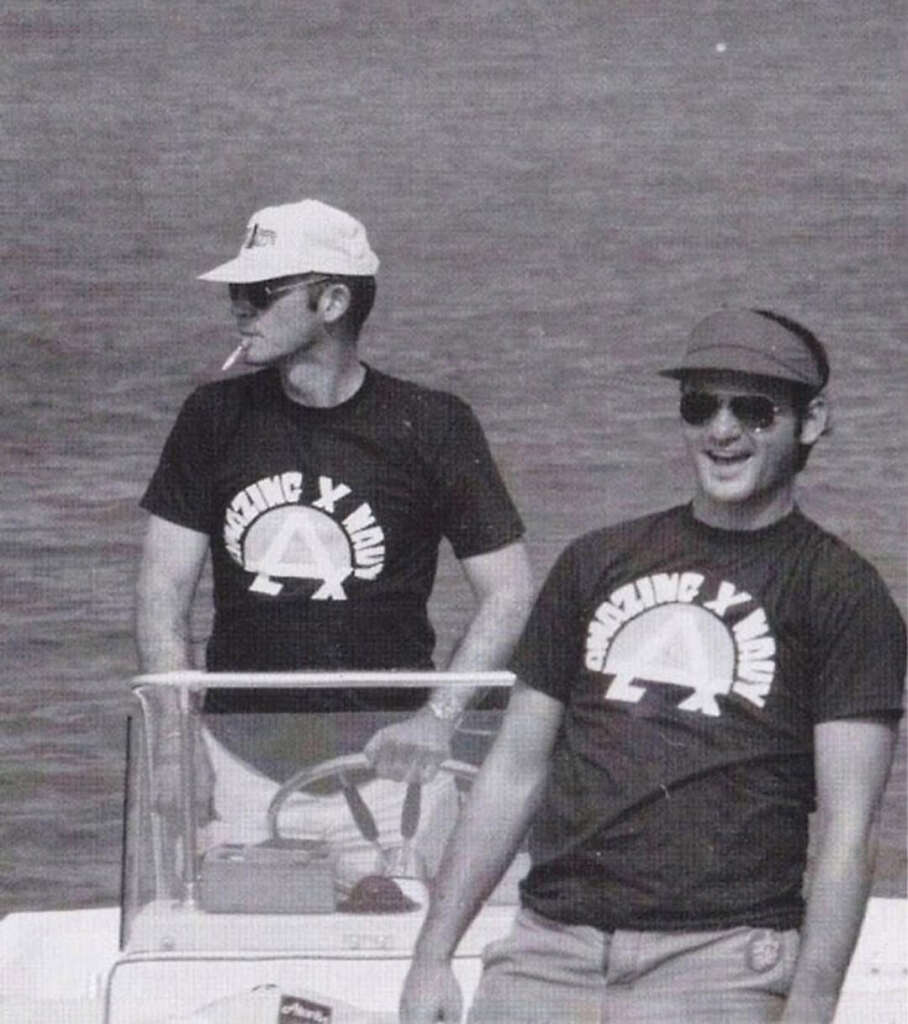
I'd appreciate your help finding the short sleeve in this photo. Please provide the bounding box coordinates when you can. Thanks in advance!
[810,553,906,722]
[510,542,585,705]
[140,388,216,533]
[430,399,524,559]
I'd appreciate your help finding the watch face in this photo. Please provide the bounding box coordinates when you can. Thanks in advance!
[428,693,463,720]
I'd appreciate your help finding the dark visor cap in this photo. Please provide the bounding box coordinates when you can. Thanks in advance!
[660,309,826,389]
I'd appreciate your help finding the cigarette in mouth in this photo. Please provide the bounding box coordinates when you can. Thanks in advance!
[221,344,245,371]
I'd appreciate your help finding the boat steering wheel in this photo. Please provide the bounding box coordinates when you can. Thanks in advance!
[266,752,477,857]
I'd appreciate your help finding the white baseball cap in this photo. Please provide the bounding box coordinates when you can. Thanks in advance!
[198,198,379,283]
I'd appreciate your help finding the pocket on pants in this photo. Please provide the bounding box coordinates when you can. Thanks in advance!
[478,908,550,971]
[470,908,608,1024]
[479,909,606,978]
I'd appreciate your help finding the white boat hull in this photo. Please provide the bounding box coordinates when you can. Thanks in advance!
[1,898,905,1023]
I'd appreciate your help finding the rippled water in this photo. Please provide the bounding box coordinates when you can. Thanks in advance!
[2,2,904,914]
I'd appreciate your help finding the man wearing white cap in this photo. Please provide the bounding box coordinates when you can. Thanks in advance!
[401,308,905,1023]
[135,200,532,864]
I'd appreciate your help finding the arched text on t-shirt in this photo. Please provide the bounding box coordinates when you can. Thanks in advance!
[222,471,386,598]
[584,572,775,716]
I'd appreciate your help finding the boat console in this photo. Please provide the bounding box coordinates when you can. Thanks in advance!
[109,670,523,1023]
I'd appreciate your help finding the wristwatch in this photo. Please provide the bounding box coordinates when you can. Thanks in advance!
[426,690,465,726]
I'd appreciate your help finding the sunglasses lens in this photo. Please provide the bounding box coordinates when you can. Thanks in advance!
[229,282,270,310]
[730,396,777,431]
[680,393,778,430]
[680,393,720,425]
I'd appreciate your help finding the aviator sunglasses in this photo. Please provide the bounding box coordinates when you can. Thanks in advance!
[229,275,332,311]
[680,391,783,432]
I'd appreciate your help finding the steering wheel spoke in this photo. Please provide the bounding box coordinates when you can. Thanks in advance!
[266,753,477,880]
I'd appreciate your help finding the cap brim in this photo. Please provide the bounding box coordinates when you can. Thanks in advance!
[198,251,318,284]
[658,349,815,385]
[199,252,380,283]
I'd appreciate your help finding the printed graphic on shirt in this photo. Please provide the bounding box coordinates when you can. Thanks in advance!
[222,471,385,598]
[585,572,776,716]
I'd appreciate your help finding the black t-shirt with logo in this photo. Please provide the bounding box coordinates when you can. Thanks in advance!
[512,504,905,932]
[141,365,523,765]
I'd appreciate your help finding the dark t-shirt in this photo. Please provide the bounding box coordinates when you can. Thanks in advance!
[512,504,905,932]
[141,365,523,771]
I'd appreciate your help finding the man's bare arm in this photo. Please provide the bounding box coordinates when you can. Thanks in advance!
[134,513,212,817]
[399,681,563,1024]
[135,513,209,673]
[780,716,898,1023]
[364,540,533,781]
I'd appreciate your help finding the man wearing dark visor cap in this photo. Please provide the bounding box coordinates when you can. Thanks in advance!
[402,307,904,1024]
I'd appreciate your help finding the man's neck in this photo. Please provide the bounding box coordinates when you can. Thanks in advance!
[279,347,366,408]
[691,489,795,531]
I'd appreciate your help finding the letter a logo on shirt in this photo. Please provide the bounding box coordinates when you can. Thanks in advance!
[244,506,353,599]
[603,605,736,716]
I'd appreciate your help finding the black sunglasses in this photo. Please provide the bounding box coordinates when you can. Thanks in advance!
[680,392,782,432]
[229,275,332,311]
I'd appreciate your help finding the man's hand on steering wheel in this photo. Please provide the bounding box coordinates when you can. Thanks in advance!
[362,706,457,783]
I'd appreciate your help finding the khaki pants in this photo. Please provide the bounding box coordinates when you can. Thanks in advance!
[468,906,800,1024]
